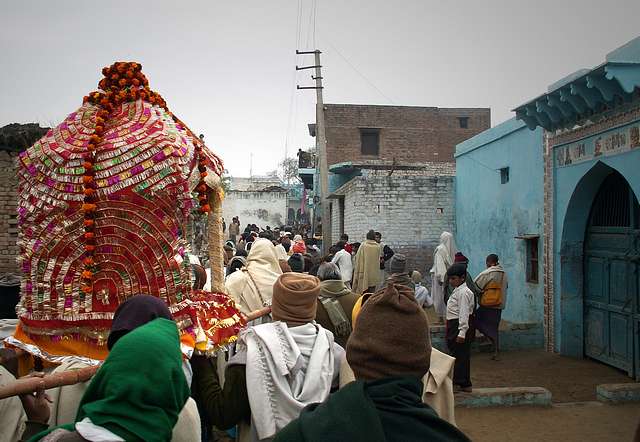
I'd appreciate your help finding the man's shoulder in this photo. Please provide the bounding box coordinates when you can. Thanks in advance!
[457,283,474,296]
[415,285,428,294]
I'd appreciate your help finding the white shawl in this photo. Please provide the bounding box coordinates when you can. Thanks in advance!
[225,238,282,314]
[242,322,336,440]
[274,244,289,261]
[430,231,457,282]
[0,366,25,442]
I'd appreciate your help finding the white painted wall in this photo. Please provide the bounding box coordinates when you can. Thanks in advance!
[222,191,288,230]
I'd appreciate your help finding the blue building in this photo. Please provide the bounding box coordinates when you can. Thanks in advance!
[515,36,640,379]
[455,119,545,348]
[457,36,640,378]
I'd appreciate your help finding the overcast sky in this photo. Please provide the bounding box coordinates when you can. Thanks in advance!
[2,1,639,176]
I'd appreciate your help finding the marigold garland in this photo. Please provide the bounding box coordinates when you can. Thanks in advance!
[79,61,211,296]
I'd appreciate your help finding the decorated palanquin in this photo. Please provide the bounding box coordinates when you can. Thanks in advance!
[6,62,243,365]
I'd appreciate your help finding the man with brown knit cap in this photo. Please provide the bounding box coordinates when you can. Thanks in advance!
[275,283,470,442]
[191,272,344,442]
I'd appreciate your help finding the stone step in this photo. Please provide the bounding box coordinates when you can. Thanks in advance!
[429,324,494,353]
[596,383,640,403]
[455,386,552,408]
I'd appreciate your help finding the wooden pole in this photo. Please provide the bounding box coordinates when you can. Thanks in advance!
[0,308,272,399]
[245,306,271,322]
[208,187,225,293]
[0,365,98,400]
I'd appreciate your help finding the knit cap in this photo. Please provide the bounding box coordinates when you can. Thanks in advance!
[272,272,320,325]
[347,283,431,380]
[388,253,407,274]
[454,252,469,264]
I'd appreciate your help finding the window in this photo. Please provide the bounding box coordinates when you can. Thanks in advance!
[500,167,510,184]
[458,117,469,128]
[360,128,380,156]
[526,237,539,283]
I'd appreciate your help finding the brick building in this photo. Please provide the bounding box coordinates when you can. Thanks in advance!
[322,104,490,166]
[301,104,490,273]
[0,124,48,317]
[331,166,456,273]
[0,124,49,275]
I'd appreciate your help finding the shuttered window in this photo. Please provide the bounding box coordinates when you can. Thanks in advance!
[360,129,380,156]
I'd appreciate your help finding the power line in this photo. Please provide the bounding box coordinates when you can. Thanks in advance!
[326,40,396,104]
[305,0,315,50]
[312,0,318,49]
[296,0,303,49]
[284,0,303,160]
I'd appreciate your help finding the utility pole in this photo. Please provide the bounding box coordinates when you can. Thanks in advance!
[296,50,331,252]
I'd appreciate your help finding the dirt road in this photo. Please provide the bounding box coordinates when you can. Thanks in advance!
[471,349,634,402]
[457,402,640,442]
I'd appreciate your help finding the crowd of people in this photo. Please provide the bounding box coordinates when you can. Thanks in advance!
[1,219,510,442]
[221,222,509,395]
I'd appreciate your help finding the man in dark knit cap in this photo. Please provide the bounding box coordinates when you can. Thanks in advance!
[275,282,470,442]
[191,273,344,441]
[384,253,414,290]
[288,252,306,273]
[444,251,481,304]
[446,263,475,392]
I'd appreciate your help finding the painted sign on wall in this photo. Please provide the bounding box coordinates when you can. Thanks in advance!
[555,120,640,167]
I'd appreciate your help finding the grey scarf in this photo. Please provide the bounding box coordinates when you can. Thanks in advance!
[319,280,352,338]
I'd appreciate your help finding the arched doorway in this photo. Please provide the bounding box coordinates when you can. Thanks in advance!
[584,171,640,377]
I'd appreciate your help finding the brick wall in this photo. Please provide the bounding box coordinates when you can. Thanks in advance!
[337,167,455,274]
[0,123,49,277]
[330,199,342,244]
[324,104,490,166]
[0,151,19,274]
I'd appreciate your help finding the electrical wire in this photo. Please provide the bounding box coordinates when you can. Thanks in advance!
[284,0,303,160]
[305,0,315,50]
[464,155,500,173]
[326,40,396,104]
[312,0,318,49]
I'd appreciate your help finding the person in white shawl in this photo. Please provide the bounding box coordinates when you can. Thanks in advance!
[225,238,283,315]
[430,231,456,322]
[191,272,344,442]
[0,364,26,442]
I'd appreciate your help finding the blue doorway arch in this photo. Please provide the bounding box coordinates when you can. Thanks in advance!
[559,161,639,378]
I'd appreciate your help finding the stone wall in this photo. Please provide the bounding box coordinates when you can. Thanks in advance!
[0,151,19,274]
[324,104,490,166]
[222,190,288,230]
[337,167,455,274]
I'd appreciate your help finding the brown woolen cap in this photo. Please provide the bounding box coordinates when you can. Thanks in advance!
[271,272,320,324]
[347,283,431,380]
